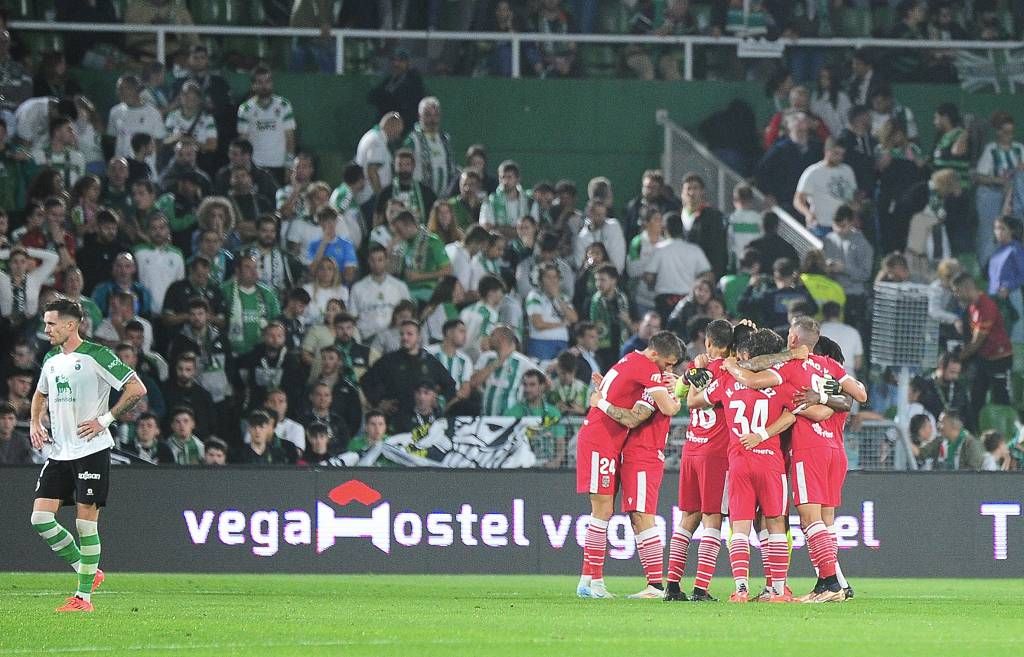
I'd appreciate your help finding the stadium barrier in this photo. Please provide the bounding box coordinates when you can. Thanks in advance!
[11,20,1024,79]
[1,468,1019,577]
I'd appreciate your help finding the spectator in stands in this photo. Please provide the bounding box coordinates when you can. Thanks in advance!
[425,317,475,405]
[95,291,154,353]
[717,248,757,317]
[932,103,972,231]
[361,319,456,429]
[800,250,846,317]
[301,381,352,449]
[739,257,817,332]
[91,252,154,320]
[481,160,528,238]
[0,244,58,330]
[13,96,68,150]
[0,402,31,464]
[976,112,1024,266]
[233,409,289,465]
[626,207,666,317]
[357,112,404,195]
[525,263,577,361]
[937,408,985,470]
[508,368,565,467]
[427,200,463,246]
[108,75,166,174]
[419,276,464,344]
[134,215,184,314]
[822,205,874,332]
[756,112,824,217]
[391,209,451,304]
[297,422,335,466]
[981,430,1013,471]
[987,215,1024,342]
[467,231,505,294]
[576,199,626,273]
[288,0,336,73]
[532,0,578,78]
[1,368,33,427]
[569,321,602,383]
[374,149,437,225]
[875,119,926,252]
[347,410,390,466]
[167,295,231,403]
[125,133,156,185]
[644,212,712,324]
[159,138,212,198]
[301,257,347,328]
[588,264,631,369]
[446,224,487,298]
[836,105,879,194]
[127,412,173,465]
[215,138,278,200]
[263,388,305,455]
[548,350,587,415]
[847,49,885,107]
[222,251,281,356]
[952,272,1013,427]
[624,169,677,241]
[667,278,716,339]
[237,320,305,414]
[726,184,761,268]
[247,216,299,297]
[810,65,852,138]
[164,81,218,164]
[237,66,296,181]
[869,84,918,141]
[368,49,425,132]
[745,211,798,278]
[460,274,504,362]
[795,137,858,237]
[482,1,542,78]
[349,243,411,343]
[402,96,456,198]
[677,173,727,278]
[505,215,538,276]
[448,168,484,231]
[819,301,863,373]
[203,438,229,466]
[229,165,274,225]
[470,324,534,415]
[763,86,830,151]
[306,207,357,285]
[32,116,84,189]
[166,406,205,465]
[370,300,417,361]
[75,211,127,296]
[617,311,660,358]
[886,0,928,81]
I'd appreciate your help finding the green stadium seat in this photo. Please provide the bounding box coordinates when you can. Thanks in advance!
[979,403,1018,441]
[836,7,873,38]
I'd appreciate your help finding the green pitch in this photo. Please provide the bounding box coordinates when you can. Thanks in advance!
[1,574,1023,657]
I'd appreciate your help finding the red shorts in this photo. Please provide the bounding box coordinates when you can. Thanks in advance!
[828,446,848,507]
[677,454,729,515]
[619,455,665,514]
[576,432,625,496]
[727,463,788,521]
[791,446,842,507]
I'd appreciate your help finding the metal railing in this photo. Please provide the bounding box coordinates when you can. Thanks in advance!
[656,109,823,259]
[11,20,1024,80]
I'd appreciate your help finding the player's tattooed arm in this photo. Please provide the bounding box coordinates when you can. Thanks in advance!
[722,357,783,390]
[110,375,148,418]
[736,345,810,372]
[588,387,654,428]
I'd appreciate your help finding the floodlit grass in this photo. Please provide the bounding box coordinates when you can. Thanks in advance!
[1,574,1022,656]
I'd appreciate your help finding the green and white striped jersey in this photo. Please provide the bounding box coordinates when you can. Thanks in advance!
[425,344,474,387]
[37,341,136,461]
[475,351,535,416]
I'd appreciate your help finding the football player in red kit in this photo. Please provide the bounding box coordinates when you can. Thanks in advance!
[723,318,867,602]
[575,331,684,599]
[691,329,833,602]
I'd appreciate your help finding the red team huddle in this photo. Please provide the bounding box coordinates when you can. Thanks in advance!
[575,316,867,603]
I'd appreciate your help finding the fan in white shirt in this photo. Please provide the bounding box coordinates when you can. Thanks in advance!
[349,245,412,342]
[356,112,404,193]
[107,75,166,173]
[574,200,626,272]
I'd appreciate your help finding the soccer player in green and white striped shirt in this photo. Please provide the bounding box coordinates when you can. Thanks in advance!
[30,296,147,613]
[470,325,535,416]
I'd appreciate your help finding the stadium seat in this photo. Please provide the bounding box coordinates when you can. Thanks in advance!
[979,403,1018,440]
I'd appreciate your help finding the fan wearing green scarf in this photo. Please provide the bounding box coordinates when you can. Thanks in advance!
[391,210,452,303]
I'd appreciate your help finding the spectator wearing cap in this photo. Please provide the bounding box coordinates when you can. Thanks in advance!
[300,381,352,450]
[306,206,358,284]
[203,437,229,466]
[361,320,456,430]
[166,406,206,465]
[396,380,442,435]
[0,402,32,464]
[233,409,289,465]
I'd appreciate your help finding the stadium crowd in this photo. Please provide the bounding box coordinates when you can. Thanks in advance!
[1,1,1023,472]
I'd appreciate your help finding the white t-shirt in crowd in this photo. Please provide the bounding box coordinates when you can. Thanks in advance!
[134,243,185,313]
[575,218,627,272]
[445,242,473,292]
[644,238,712,296]
[236,95,296,168]
[107,102,166,171]
[820,319,864,372]
[164,109,217,146]
[525,289,571,342]
[795,161,857,227]
[355,127,393,189]
[349,274,411,340]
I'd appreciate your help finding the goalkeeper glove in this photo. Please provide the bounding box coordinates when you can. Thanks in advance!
[685,367,712,389]
[822,378,842,396]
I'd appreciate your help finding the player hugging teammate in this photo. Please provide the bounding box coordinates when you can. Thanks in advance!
[578,316,866,604]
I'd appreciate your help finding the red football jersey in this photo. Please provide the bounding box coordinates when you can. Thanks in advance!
[773,355,848,451]
[623,388,673,459]
[583,351,665,447]
[704,371,789,471]
[683,358,729,459]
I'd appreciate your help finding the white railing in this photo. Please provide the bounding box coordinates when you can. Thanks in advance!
[656,109,823,258]
[11,20,1024,80]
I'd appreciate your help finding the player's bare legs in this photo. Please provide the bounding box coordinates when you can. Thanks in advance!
[579,494,615,598]
[822,506,852,598]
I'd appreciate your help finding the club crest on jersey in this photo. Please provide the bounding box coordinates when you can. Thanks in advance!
[54,375,75,402]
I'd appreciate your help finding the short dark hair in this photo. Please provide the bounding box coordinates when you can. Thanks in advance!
[834,204,855,225]
[187,296,210,312]
[399,319,421,331]
[940,407,963,425]
[556,351,577,372]
[595,264,619,280]
[748,328,785,357]
[287,287,312,304]
[442,318,464,335]
[204,436,229,454]
[251,64,272,79]
[392,210,417,226]
[773,257,798,279]
[682,172,705,188]
[49,116,72,137]
[0,402,16,417]
[342,162,364,184]
[665,213,684,239]
[307,422,330,438]
[813,335,845,363]
[935,102,962,126]
[365,409,386,423]
[97,209,119,226]
[230,137,254,155]
[951,271,976,290]
[982,430,1005,453]
[171,406,196,421]
[248,409,274,427]
[464,224,490,245]
[706,319,734,349]
[822,301,842,320]
[847,104,870,123]
[44,296,83,322]
[575,321,598,339]
[130,132,153,152]
[478,274,505,298]
[648,331,684,361]
[522,369,547,386]
[762,212,781,233]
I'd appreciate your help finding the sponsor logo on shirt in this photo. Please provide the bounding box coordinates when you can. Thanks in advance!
[54,375,75,403]
[77,471,102,481]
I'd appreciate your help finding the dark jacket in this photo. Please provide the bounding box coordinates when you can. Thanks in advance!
[747,233,800,274]
[360,348,456,428]
[161,379,217,439]
[682,206,727,279]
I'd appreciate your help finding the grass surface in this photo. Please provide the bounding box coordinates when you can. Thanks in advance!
[1,574,1022,656]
